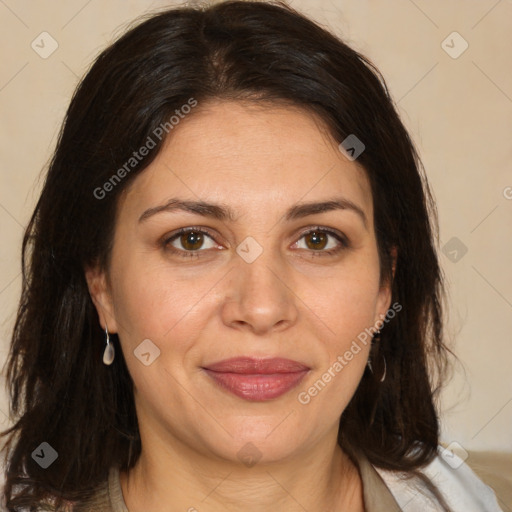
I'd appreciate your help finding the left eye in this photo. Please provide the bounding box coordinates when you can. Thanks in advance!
[294,228,347,253]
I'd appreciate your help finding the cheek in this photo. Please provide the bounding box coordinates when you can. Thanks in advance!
[301,255,382,342]
[110,252,218,351]
[296,336,369,428]
[296,253,380,403]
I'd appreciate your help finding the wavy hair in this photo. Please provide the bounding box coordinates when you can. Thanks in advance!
[1,1,452,509]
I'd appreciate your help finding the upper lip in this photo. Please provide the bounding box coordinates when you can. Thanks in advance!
[202,357,310,374]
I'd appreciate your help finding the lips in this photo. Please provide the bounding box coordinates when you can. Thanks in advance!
[202,357,310,401]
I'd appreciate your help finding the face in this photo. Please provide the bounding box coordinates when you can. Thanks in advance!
[86,100,394,465]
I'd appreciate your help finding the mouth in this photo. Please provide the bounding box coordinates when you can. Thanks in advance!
[201,357,311,401]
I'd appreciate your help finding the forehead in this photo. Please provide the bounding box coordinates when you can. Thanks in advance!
[118,100,373,226]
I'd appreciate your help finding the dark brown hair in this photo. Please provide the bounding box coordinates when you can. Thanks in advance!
[1,1,452,509]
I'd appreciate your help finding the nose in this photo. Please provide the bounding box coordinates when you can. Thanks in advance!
[220,247,299,336]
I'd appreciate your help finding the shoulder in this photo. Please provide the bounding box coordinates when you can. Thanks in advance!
[373,446,504,512]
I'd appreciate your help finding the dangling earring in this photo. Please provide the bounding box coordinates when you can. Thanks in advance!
[367,330,386,383]
[377,356,387,383]
[103,324,115,365]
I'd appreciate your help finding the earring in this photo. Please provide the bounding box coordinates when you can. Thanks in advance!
[377,356,387,383]
[367,330,386,382]
[103,325,115,365]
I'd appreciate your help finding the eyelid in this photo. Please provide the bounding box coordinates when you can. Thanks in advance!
[297,226,349,245]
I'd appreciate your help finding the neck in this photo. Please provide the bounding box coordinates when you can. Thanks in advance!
[120,435,363,512]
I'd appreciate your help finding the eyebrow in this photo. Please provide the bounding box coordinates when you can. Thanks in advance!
[138,196,368,230]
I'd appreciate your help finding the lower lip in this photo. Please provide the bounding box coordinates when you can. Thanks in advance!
[203,369,309,401]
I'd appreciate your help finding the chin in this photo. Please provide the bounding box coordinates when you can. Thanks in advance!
[203,419,309,466]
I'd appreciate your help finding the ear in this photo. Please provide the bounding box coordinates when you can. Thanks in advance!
[375,246,398,324]
[84,264,118,333]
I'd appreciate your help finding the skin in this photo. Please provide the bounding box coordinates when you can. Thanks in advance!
[86,100,396,512]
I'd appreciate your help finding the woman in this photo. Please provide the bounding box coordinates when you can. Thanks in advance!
[0,1,503,511]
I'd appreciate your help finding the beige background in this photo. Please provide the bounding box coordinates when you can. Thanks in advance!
[0,0,511,462]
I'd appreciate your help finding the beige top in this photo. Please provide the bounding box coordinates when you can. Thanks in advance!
[72,452,402,511]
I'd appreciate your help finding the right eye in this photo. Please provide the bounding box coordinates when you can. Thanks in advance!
[162,227,220,258]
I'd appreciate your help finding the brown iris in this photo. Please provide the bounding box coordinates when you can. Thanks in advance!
[304,231,328,250]
[179,231,204,251]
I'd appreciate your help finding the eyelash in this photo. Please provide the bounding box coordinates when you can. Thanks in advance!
[162,226,350,259]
